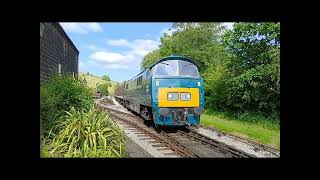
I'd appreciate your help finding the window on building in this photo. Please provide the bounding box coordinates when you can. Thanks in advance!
[58,64,61,74]
[64,41,67,65]
[40,23,45,37]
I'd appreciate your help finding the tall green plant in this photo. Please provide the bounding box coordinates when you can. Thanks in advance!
[41,107,126,158]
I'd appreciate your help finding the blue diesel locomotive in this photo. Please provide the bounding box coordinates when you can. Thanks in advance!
[115,55,204,127]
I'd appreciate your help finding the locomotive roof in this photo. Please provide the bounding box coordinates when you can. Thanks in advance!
[148,54,199,69]
[126,54,199,83]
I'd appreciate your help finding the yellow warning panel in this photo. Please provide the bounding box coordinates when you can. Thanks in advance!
[158,88,199,107]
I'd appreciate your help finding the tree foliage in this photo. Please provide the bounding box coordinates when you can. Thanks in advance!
[97,82,112,96]
[141,22,226,73]
[102,75,110,81]
[222,23,280,117]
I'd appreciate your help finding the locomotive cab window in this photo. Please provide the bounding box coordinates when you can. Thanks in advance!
[153,60,199,78]
[179,61,200,77]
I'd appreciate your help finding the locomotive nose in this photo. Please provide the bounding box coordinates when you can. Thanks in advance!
[158,88,200,107]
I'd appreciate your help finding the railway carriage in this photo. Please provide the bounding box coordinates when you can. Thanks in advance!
[115,54,204,127]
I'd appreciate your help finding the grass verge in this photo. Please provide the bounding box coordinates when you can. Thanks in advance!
[200,111,280,149]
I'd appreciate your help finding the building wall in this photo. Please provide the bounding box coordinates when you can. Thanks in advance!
[40,22,79,83]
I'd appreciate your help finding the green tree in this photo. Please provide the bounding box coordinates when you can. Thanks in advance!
[223,22,280,75]
[141,49,162,70]
[141,22,226,73]
[222,23,280,117]
[102,75,110,81]
[97,82,112,96]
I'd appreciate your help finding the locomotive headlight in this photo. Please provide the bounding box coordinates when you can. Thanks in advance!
[180,92,191,101]
[167,92,179,101]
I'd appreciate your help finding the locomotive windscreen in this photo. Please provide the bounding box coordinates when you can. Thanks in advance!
[153,60,200,78]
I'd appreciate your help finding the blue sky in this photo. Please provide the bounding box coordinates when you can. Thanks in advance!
[60,22,234,82]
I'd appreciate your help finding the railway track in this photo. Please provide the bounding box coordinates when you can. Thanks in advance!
[96,103,197,157]
[96,100,255,158]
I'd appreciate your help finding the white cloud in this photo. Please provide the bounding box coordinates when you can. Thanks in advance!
[84,38,159,71]
[130,39,160,56]
[60,23,103,34]
[88,50,136,70]
[106,39,131,46]
[160,27,174,36]
[86,44,107,51]
[107,38,159,56]
[89,51,133,63]
[87,44,97,50]
[222,22,235,30]
[103,64,129,70]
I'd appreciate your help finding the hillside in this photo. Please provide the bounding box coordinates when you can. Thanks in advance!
[79,72,120,95]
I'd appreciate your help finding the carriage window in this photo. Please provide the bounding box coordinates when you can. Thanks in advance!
[137,76,142,86]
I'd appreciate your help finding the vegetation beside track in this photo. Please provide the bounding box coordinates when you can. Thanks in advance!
[40,75,125,158]
[200,111,280,149]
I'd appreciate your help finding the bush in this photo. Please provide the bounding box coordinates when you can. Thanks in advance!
[40,75,94,135]
[97,82,111,96]
[204,64,231,112]
[225,62,279,117]
[41,107,126,158]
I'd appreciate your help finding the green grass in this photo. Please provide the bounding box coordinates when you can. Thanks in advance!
[200,111,280,150]
[79,72,120,95]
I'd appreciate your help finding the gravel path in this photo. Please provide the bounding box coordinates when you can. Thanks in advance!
[195,127,280,158]
[98,96,132,115]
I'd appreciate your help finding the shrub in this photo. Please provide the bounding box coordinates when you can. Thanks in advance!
[41,107,126,158]
[97,82,112,96]
[40,75,94,135]
[225,62,280,117]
